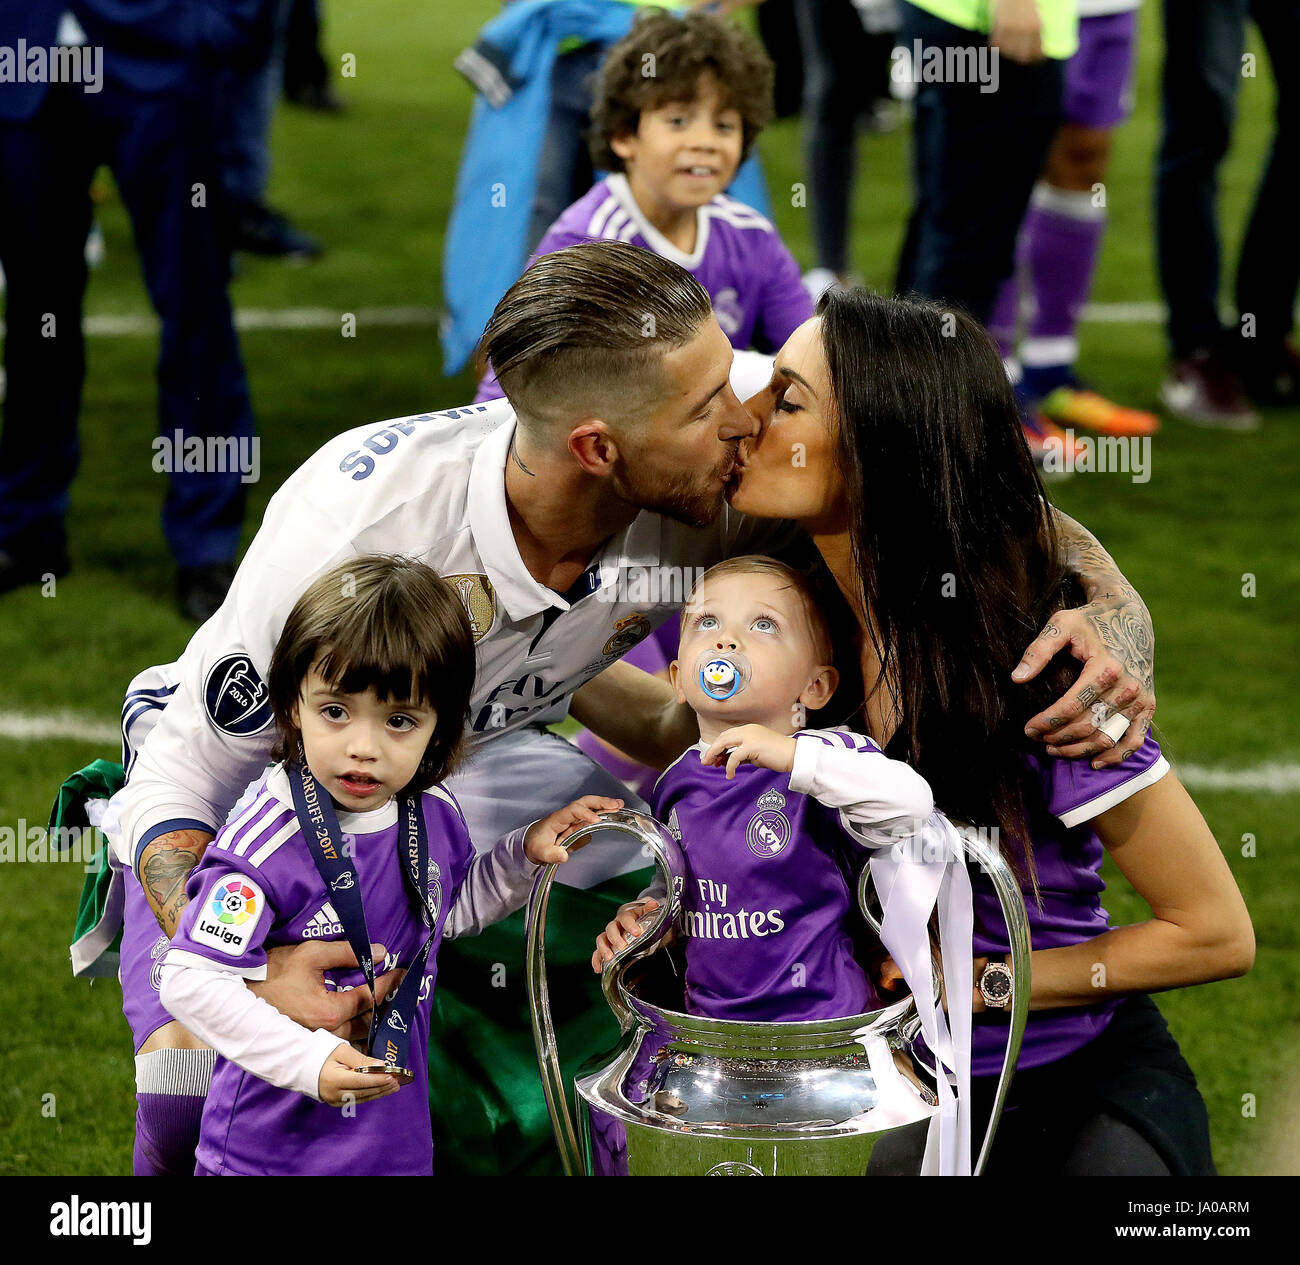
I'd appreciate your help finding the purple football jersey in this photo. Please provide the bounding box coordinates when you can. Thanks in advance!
[652,738,883,1023]
[167,765,474,1175]
[475,174,813,402]
[969,734,1171,1076]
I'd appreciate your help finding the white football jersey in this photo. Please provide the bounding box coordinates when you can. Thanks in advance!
[113,357,787,870]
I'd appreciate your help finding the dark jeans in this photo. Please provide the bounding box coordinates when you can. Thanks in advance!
[221,0,295,207]
[793,0,891,275]
[284,0,329,97]
[0,78,254,567]
[526,40,606,255]
[1156,0,1300,357]
[868,995,1217,1176]
[895,2,1063,327]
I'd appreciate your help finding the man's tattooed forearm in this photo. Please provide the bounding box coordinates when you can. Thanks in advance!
[1056,513,1133,600]
[1054,510,1154,687]
[142,843,199,934]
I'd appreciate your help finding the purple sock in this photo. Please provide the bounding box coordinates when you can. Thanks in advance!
[133,1049,215,1176]
[1020,184,1107,393]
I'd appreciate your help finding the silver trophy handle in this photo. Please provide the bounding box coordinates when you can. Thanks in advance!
[524,810,685,1177]
[856,825,1032,1176]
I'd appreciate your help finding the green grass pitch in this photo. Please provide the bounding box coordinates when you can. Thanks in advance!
[0,2,1296,1175]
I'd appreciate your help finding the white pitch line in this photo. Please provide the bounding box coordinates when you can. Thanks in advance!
[73,305,443,338]
[0,712,120,746]
[0,301,1191,341]
[3,709,1298,793]
[1175,762,1300,793]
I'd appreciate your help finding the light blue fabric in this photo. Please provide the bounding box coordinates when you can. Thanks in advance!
[441,0,772,375]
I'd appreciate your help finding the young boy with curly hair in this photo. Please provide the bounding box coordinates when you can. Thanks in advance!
[477,7,812,402]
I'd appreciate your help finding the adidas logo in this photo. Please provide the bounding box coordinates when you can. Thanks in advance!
[302,901,344,939]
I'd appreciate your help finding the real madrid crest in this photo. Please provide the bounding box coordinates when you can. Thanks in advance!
[443,573,496,643]
[603,613,651,658]
[426,855,443,926]
[746,789,791,859]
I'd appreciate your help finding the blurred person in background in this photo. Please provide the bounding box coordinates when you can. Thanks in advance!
[442,0,774,376]
[792,0,901,301]
[891,0,1083,467]
[221,0,324,259]
[1155,0,1299,429]
[283,0,343,112]
[0,0,262,620]
[711,0,902,300]
[475,7,811,403]
[989,0,1159,441]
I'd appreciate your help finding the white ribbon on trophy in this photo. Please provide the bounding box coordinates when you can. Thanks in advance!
[866,813,975,1176]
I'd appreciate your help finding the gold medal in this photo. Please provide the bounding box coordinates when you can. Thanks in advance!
[353,1064,414,1084]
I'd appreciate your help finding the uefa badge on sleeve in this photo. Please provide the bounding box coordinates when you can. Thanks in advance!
[204,654,274,736]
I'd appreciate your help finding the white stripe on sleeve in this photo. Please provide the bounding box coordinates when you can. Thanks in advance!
[1057,756,1171,829]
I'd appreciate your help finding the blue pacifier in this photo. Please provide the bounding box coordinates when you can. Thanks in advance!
[696,651,751,701]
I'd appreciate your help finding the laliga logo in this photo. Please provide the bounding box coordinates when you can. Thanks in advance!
[211,880,257,925]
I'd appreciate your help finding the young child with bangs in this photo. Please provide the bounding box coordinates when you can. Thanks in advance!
[160,555,620,1175]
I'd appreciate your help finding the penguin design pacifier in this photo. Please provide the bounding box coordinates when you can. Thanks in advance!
[696,651,751,701]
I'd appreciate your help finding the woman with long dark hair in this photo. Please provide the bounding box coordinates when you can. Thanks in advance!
[723,289,1254,1175]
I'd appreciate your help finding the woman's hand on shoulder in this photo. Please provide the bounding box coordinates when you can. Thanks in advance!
[1013,599,1155,769]
[701,725,797,779]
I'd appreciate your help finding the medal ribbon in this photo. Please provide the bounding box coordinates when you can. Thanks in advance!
[288,760,438,1071]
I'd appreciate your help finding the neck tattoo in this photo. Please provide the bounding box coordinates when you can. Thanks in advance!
[510,434,536,477]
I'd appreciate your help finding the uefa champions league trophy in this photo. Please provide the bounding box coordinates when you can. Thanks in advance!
[525,809,1032,1176]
